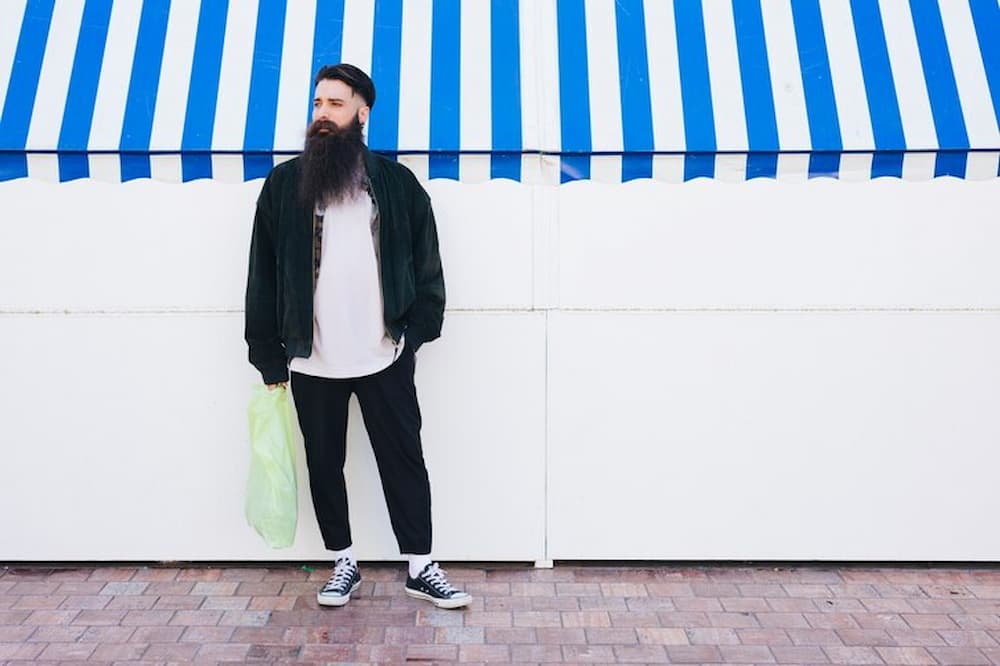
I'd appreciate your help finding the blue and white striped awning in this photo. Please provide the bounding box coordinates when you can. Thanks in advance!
[1,0,998,184]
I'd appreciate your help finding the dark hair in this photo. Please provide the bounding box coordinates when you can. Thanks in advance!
[314,63,376,109]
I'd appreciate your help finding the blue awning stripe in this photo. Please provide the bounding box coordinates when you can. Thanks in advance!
[615,0,653,181]
[119,0,170,182]
[674,0,715,155]
[909,0,969,151]
[0,0,996,183]
[969,0,1000,133]
[791,0,842,152]
[309,0,345,126]
[557,0,591,182]
[429,0,460,179]
[850,0,906,151]
[732,1,779,154]
[368,0,403,154]
[490,0,521,180]
[0,0,54,180]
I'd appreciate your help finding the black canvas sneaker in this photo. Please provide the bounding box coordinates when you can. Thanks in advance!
[404,562,472,609]
[317,557,361,607]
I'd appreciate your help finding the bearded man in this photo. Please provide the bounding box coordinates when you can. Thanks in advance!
[245,64,469,609]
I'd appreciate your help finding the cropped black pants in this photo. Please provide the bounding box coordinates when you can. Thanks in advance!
[289,345,432,555]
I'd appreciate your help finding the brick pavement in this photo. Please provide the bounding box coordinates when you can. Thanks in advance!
[1,563,999,664]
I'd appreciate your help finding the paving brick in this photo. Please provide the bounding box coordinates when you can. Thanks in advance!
[861,598,917,613]
[144,581,195,595]
[756,612,811,628]
[0,642,46,660]
[691,582,740,597]
[674,596,724,612]
[120,610,175,626]
[885,628,947,646]
[90,642,149,660]
[561,610,611,628]
[405,643,458,661]
[355,643,407,662]
[635,627,688,645]
[783,584,832,598]
[200,595,251,610]
[248,595,296,610]
[903,613,960,630]
[77,626,135,643]
[218,609,271,626]
[178,625,235,643]
[665,644,723,663]
[60,594,112,610]
[416,607,465,626]
[613,644,669,663]
[707,611,760,628]
[195,642,251,660]
[837,628,897,646]
[0,609,31,624]
[26,609,79,625]
[821,645,887,664]
[926,646,991,664]
[937,629,999,647]
[621,596,673,611]
[189,581,239,596]
[0,625,34,641]
[771,645,830,663]
[873,646,937,665]
[128,625,185,642]
[785,628,843,646]
[646,582,695,597]
[561,644,616,663]
[177,568,223,582]
[657,610,711,627]
[953,614,1000,630]
[218,567,268,582]
[36,642,98,660]
[105,595,158,611]
[512,610,561,627]
[12,595,66,610]
[530,595,580,611]
[555,583,602,596]
[384,626,435,644]
[608,610,660,627]
[739,584,787,597]
[246,643,302,661]
[510,582,556,596]
[600,583,648,597]
[511,643,563,662]
[100,582,148,596]
[26,625,86,642]
[736,628,792,646]
[584,627,638,644]
[436,626,486,644]
[458,643,510,662]
[130,567,180,582]
[721,596,770,612]
[298,643,357,660]
[485,627,537,644]
[535,627,586,645]
[720,644,777,663]
[462,611,511,627]
[483,596,532,611]
[685,627,740,645]
[87,567,137,582]
[9,582,61,595]
[852,612,909,631]
[767,597,818,612]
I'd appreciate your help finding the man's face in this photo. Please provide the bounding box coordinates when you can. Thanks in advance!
[312,78,369,132]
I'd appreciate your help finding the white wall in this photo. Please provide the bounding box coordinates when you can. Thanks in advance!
[1,175,998,561]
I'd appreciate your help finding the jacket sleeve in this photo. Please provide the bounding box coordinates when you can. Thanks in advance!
[244,176,289,384]
[405,185,446,351]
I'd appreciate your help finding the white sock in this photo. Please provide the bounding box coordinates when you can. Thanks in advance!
[406,554,432,578]
[332,546,355,565]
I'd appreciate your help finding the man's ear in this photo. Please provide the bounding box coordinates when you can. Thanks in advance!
[359,106,370,124]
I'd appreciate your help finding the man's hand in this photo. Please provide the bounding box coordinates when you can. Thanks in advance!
[267,382,288,391]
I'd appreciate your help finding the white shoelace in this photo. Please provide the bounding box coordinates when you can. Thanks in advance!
[422,563,458,595]
[322,558,356,593]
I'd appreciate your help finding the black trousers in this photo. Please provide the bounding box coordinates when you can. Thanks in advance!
[289,345,432,555]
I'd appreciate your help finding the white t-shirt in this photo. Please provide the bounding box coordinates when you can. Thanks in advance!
[289,191,402,379]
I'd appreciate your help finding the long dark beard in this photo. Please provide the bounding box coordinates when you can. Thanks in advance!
[298,114,366,209]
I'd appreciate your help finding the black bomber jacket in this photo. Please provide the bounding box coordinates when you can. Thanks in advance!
[244,148,445,384]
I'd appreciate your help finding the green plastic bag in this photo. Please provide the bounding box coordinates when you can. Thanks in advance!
[245,385,298,548]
